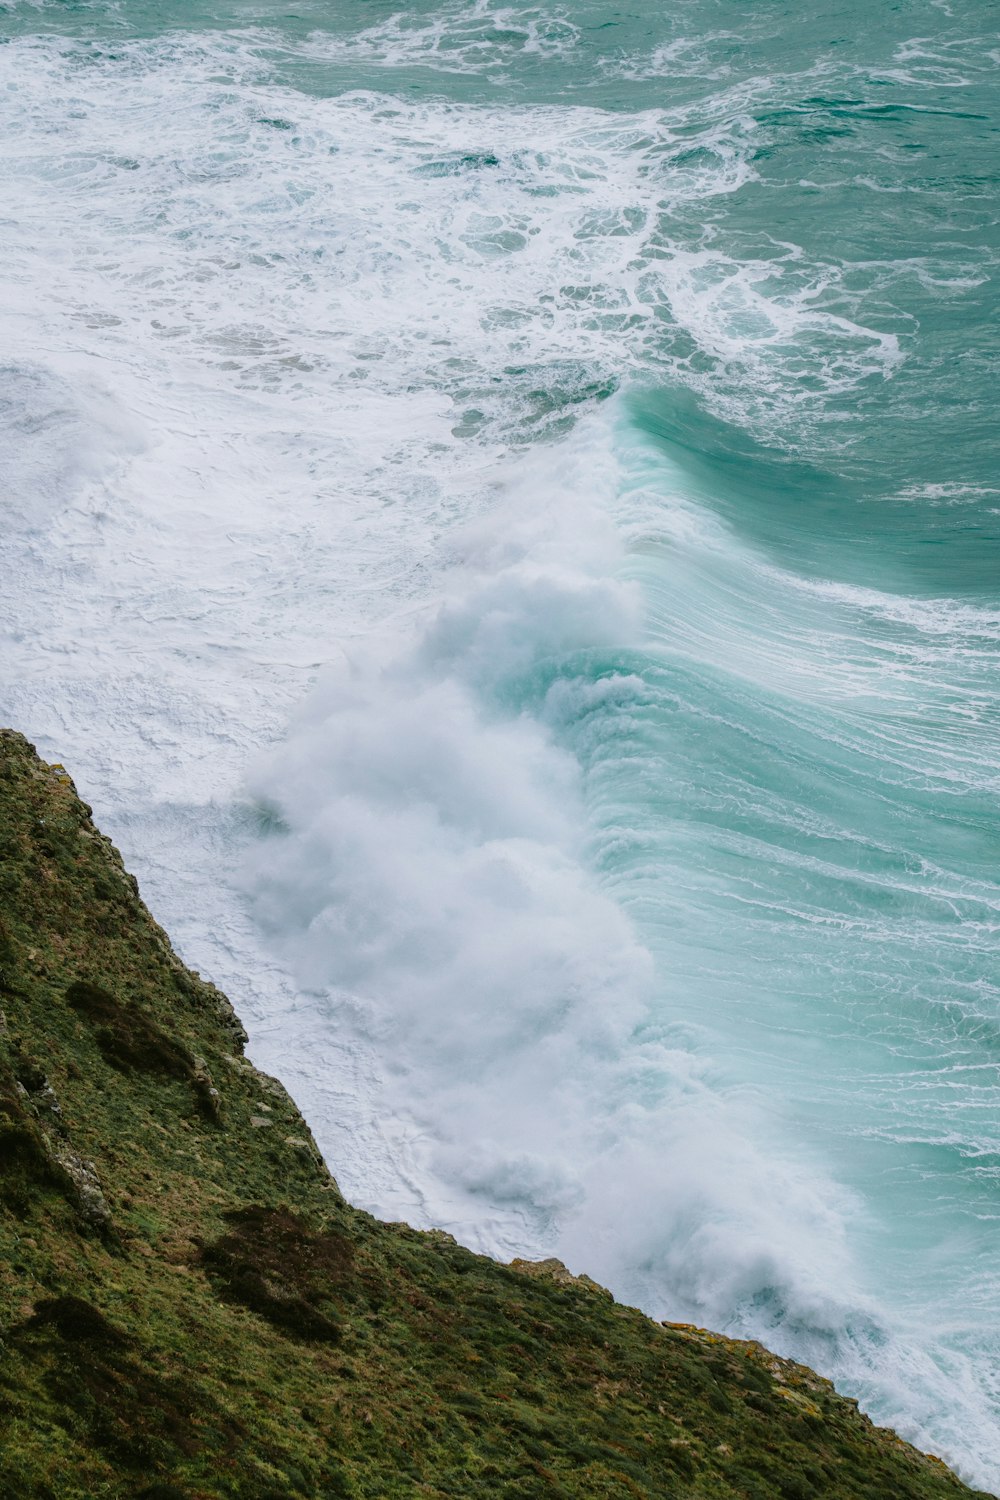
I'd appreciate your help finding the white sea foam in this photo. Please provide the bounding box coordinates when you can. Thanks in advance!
[601,33,740,84]
[0,27,905,809]
[301,1,582,76]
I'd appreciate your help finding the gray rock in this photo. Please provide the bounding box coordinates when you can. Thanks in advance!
[51,1145,112,1229]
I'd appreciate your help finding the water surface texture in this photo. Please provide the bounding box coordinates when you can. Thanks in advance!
[2,0,999,1485]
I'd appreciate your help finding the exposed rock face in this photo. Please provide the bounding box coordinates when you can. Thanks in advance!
[0,729,990,1500]
[49,1144,113,1229]
[510,1257,614,1299]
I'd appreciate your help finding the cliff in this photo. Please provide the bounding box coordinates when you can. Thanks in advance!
[0,728,987,1500]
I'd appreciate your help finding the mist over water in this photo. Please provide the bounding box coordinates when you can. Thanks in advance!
[2,0,999,1487]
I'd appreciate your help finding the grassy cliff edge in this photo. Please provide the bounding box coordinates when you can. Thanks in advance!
[0,728,987,1500]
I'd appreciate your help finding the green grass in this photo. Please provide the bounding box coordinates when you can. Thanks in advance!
[0,728,989,1500]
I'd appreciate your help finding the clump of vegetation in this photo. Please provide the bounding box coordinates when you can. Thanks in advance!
[66,979,195,1082]
[202,1205,353,1342]
[0,729,989,1500]
[9,1293,246,1480]
[0,1055,62,1214]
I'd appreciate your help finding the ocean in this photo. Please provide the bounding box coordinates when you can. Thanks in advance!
[2,0,999,1485]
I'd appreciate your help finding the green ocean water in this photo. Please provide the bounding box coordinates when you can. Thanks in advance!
[2,0,999,1486]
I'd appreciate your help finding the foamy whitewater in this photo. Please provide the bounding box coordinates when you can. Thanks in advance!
[2,0,999,1487]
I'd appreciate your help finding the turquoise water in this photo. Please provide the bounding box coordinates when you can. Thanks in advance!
[2,0,999,1486]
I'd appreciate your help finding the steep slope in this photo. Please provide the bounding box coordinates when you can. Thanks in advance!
[0,728,987,1500]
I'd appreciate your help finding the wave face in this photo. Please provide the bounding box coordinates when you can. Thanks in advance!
[2,0,999,1486]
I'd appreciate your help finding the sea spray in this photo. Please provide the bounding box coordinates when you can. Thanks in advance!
[242,422,883,1417]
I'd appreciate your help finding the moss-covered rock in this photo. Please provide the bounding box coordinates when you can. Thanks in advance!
[0,728,989,1499]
